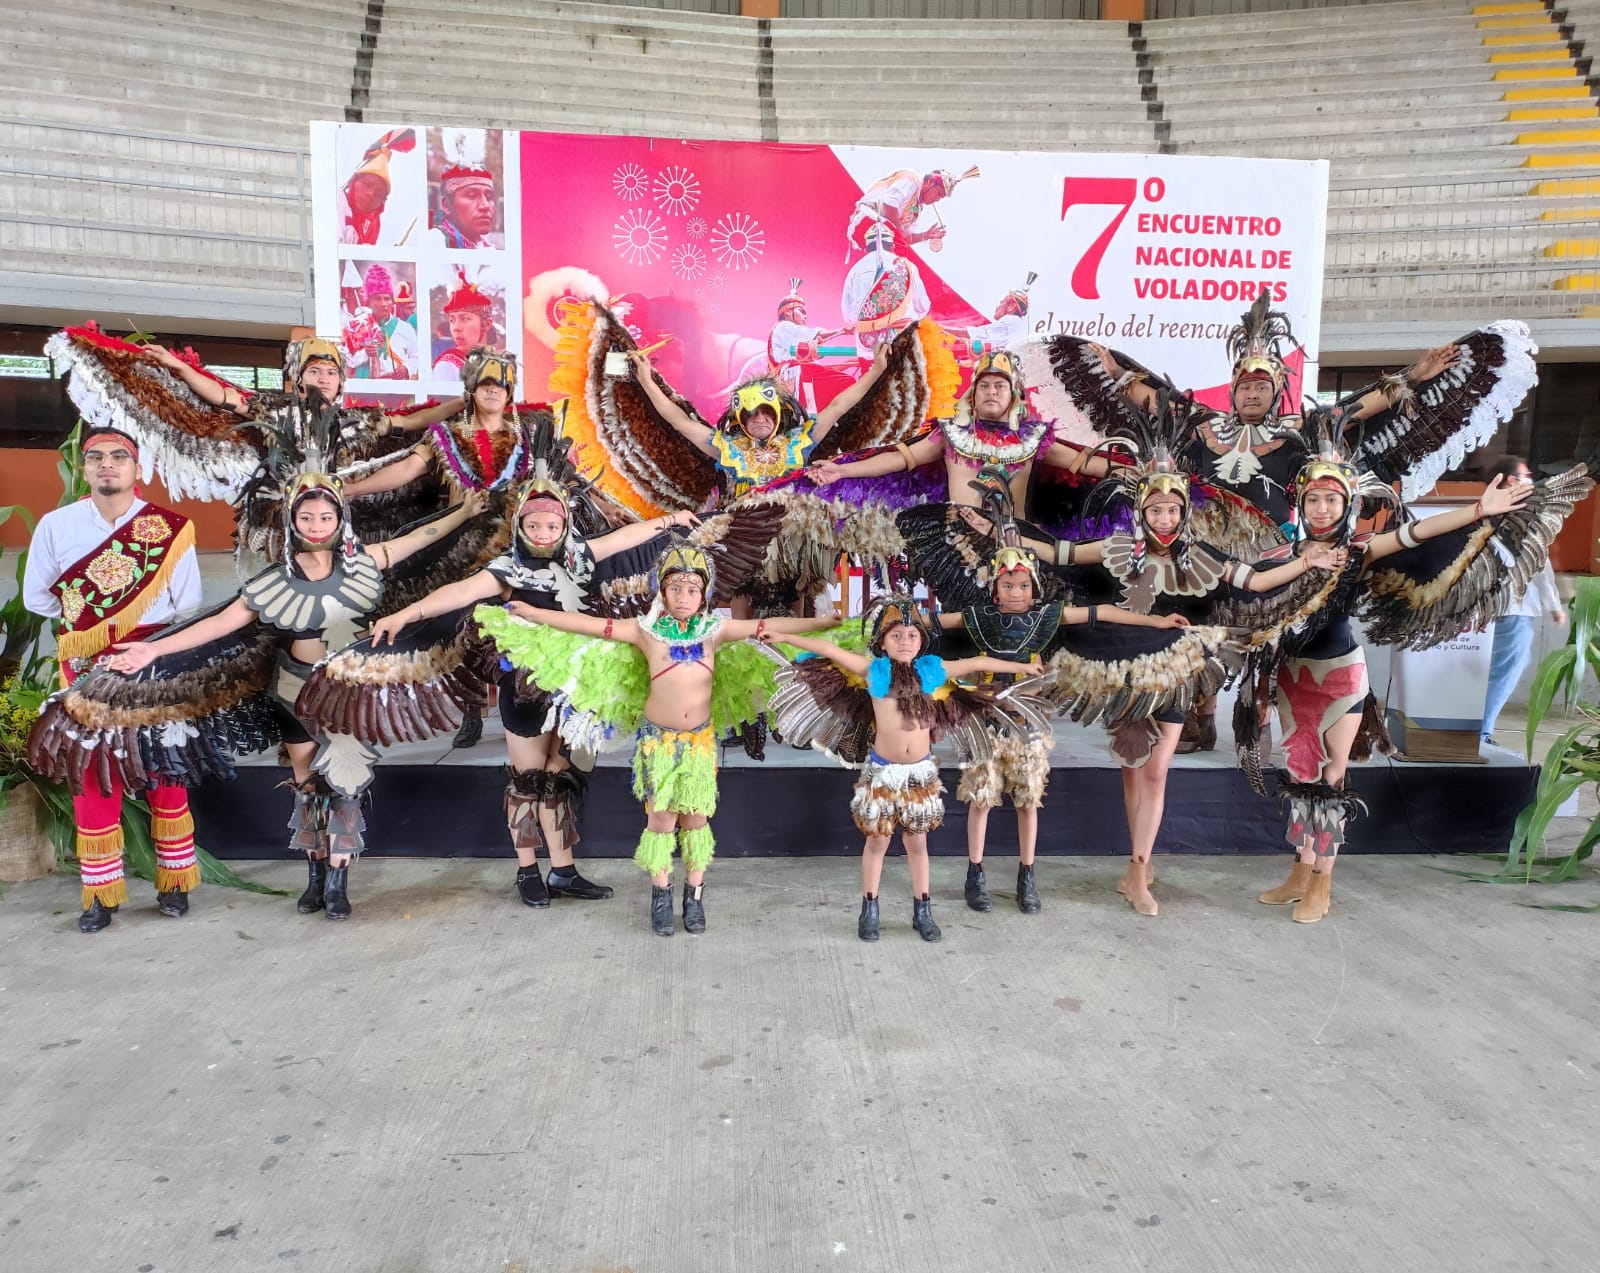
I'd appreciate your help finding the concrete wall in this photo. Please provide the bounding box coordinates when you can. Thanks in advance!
[1150,0,1422,15]
[780,0,1099,16]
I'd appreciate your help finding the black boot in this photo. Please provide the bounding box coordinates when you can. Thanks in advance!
[296,856,327,914]
[858,894,880,942]
[1016,863,1041,914]
[964,861,991,913]
[682,881,706,935]
[324,864,352,921]
[516,863,550,908]
[156,888,189,918]
[78,898,114,934]
[650,884,675,937]
[912,894,942,943]
[546,865,613,900]
[452,709,483,750]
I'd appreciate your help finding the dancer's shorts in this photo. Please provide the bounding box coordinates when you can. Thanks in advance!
[852,753,945,837]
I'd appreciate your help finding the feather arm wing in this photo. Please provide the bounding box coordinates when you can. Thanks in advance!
[1357,464,1592,649]
[46,327,262,502]
[711,640,782,736]
[547,300,716,516]
[296,607,487,745]
[1189,482,1287,560]
[1019,334,1174,443]
[763,653,877,766]
[813,321,960,459]
[1350,321,1539,502]
[26,615,279,796]
[473,604,647,750]
[1029,623,1243,726]
[686,496,787,604]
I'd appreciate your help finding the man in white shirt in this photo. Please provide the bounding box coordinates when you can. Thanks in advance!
[23,428,204,932]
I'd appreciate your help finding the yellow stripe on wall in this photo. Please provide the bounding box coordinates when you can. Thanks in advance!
[1525,152,1600,167]
[1504,85,1590,100]
[1484,31,1561,45]
[1509,107,1600,121]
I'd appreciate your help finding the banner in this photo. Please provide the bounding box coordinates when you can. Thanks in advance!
[314,124,1328,428]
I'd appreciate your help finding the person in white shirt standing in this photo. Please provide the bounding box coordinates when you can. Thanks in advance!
[1481,454,1568,745]
[22,428,203,932]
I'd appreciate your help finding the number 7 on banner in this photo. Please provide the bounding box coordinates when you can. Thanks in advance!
[1061,177,1137,301]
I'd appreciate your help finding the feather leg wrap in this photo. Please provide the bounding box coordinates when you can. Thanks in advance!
[634,827,677,876]
[505,767,546,853]
[679,823,715,872]
[1278,776,1366,858]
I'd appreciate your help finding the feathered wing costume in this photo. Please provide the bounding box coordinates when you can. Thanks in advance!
[549,298,957,607]
[1025,289,1539,548]
[27,400,501,865]
[762,597,1054,776]
[1216,406,1590,862]
[295,424,785,753]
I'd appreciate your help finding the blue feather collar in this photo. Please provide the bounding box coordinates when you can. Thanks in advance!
[867,654,946,698]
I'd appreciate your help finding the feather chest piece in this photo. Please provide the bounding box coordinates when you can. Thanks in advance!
[962,603,1064,661]
[428,419,530,492]
[867,654,947,698]
[243,549,384,641]
[942,414,1052,472]
[1102,537,1226,614]
[647,612,721,662]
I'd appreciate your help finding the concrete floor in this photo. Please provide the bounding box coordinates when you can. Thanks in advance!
[2,854,1598,1273]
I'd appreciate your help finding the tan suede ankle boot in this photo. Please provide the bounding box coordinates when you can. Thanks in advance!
[1258,861,1312,905]
[1291,871,1332,923]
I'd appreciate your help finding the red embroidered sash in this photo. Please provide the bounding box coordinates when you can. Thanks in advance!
[51,504,194,663]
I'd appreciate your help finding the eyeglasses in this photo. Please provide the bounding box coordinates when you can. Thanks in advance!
[84,450,134,465]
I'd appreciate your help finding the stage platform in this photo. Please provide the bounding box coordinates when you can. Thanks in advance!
[194,714,1535,860]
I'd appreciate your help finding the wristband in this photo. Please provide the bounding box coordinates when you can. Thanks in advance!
[755,619,767,640]
[603,618,614,640]
[894,442,917,473]
[1087,604,1098,629]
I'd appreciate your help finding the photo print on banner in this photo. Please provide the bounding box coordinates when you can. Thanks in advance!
[426,264,510,384]
[338,259,420,382]
[336,126,425,249]
[427,128,506,252]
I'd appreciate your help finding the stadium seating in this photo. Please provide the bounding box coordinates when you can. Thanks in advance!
[3,0,1599,336]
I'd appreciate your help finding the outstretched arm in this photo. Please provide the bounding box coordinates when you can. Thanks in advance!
[1041,439,1117,479]
[720,611,842,645]
[1342,344,1461,423]
[808,430,944,485]
[1243,541,1345,591]
[946,654,1038,680]
[380,398,461,438]
[1088,343,1158,415]
[370,491,485,568]
[628,350,715,457]
[1365,476,1531,564]
[1053,536,1105,567]
[369,569,506,646]
[1062,604,1187,629]
[591,508,698,561]
[147,344,249,416]
[813,342,890,441]
[343,448,429,497]
[937,611,967,631]
[502,604,642,645]
[103,596,257,674]
[773,631,871,676]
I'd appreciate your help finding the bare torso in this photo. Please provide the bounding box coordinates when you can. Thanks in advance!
[868,697,935,763]
[639,629,716,729]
